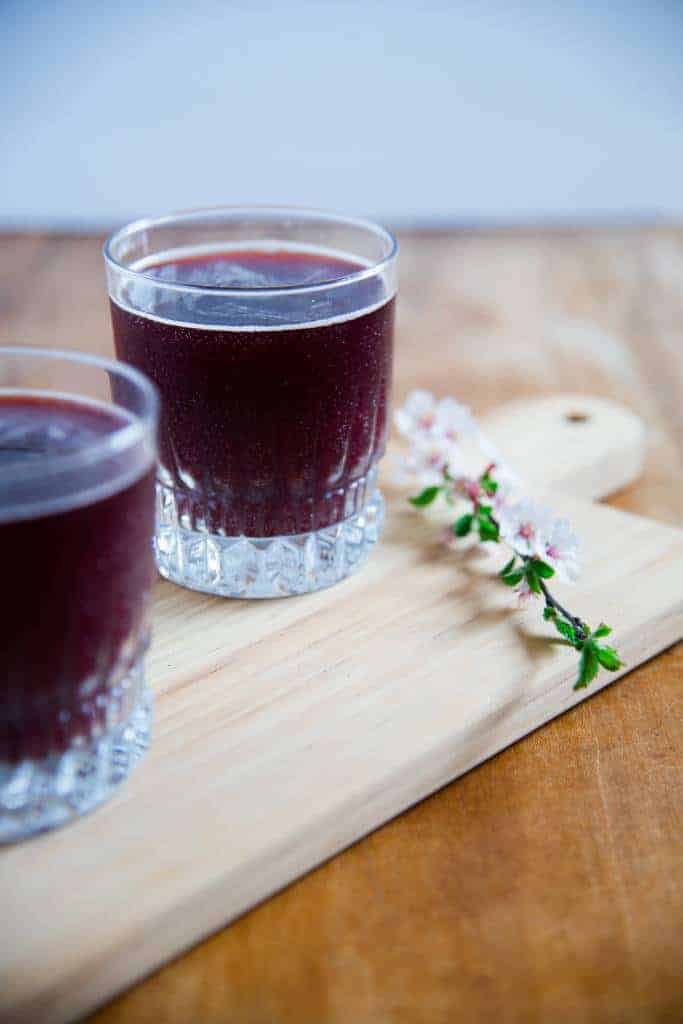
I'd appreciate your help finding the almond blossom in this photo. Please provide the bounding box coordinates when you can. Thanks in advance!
[394,390,440,440]
[394,390,479,445]
[402,434,461,487]
[497,498,553,560]
[497,499,581,583]
[543,517,581,583]
[398,389,620,690]
[432,396,479,444]
[478,439,523,493]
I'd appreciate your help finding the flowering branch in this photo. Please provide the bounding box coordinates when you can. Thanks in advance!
[396,390,623,690]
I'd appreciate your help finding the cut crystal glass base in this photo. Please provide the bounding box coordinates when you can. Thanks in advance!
[0,664,151,844]
[155,487,385,598]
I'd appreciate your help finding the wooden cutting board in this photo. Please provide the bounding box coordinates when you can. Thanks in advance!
[2,395,682,1024]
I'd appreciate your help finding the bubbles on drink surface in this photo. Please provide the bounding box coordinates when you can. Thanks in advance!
[121,245,389,328]
[144,247,365,289]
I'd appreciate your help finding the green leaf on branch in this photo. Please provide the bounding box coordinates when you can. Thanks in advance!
[575,643,600,689]
[595,644,622,671]
[453,513,473,537]
[501,570,525,587]
[524,564,542,594]
[477,511,499,542]
[553,618,577,644]
[409,486,440,507]
[543,606,557,621]
[593,623,612,639]
[500,556,517,578]
[480,473,498,496]
[531,559,555,579]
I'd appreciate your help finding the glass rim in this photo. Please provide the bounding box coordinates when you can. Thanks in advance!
[103,204,399,299]
[0,346,159,485]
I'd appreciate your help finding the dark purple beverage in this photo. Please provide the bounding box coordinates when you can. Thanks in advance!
[1,396,155,764]
[111,248,395,537]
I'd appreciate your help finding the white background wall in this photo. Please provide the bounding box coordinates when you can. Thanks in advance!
[3,0,682,229]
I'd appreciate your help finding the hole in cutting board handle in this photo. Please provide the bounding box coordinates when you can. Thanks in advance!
[564,410,590,424]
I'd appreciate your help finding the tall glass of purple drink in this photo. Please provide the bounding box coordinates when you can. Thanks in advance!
[105,207,398,598]
[0,347,158,842]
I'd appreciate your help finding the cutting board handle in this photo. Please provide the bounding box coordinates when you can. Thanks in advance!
[478,394,645,502]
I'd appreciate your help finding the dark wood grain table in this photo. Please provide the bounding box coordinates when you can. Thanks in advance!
[2,226,682,1024]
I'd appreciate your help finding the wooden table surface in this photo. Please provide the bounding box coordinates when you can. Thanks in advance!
[2,227,682,1024]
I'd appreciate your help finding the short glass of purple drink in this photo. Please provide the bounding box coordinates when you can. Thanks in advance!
[105,207,398,598]
[0,347,158,841]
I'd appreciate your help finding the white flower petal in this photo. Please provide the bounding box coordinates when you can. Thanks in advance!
[479,435,501,460]
[416,467,445,486]
[543,516,582,582]
[394,408,417,438]
[405,389,437,417]
[394,390,439,440]
[494,460,523,494]
[434,397,479,442]
[497,498,554,558]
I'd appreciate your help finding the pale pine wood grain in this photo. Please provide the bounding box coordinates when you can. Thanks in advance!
[1,229,682,1024]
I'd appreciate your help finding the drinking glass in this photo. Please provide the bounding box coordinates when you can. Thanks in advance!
[105,207,398,598]
[0,347,158,842]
